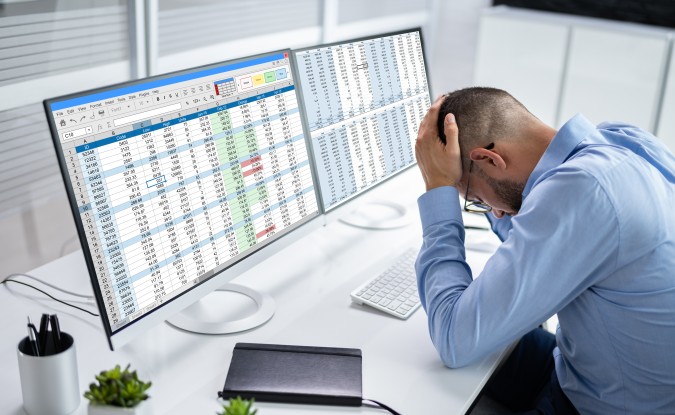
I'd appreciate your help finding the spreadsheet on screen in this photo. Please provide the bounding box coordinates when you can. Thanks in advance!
[294,30,431,211]
[48,52,319,332]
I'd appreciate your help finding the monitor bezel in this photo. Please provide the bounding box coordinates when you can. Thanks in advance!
[44,49,322,350]
[291,27,433,215]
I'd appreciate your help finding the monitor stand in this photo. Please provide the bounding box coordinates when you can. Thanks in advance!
[339,200,411,230]
[166,283,275,334]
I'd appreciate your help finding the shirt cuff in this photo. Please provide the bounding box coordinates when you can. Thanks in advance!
[417,186,463,230]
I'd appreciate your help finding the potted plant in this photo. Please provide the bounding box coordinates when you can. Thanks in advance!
[218,396,257,415]
[84,364,152,415]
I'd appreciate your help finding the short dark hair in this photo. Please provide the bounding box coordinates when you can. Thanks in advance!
[437,87,530,170]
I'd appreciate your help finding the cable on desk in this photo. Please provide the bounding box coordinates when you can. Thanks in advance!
[5,273,95,299]
[363,398,402,415]
[1,274,99,317]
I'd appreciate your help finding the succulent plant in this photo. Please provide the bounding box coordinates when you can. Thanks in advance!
[218,396,258,415]
[84,364,152,408]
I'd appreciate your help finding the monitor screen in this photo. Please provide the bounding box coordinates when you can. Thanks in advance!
[293,29,431,212]
[45,50,319,349]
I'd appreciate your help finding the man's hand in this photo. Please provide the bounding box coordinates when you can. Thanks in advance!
[415,96,463,192]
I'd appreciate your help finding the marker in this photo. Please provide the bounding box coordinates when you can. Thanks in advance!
[50,314,62,354]
[27,317,40,356]
[38,313,49,355]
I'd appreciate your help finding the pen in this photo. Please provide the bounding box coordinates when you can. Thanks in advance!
[464,225,490,231]
[27,316,40,357]
[50,314,62,354]
[38,313,50,355]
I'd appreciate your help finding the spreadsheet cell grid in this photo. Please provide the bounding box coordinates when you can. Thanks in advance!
[54,56,318,332]
[295,31,431,211]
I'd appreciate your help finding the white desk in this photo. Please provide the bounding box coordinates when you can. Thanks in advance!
[0,172,507,415]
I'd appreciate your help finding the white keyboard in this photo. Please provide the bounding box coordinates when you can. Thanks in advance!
[350,247,421,319]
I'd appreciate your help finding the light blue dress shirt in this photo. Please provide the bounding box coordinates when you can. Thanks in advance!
[415,114,675,414]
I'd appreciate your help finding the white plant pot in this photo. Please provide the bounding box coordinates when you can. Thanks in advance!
[87,400,151,415]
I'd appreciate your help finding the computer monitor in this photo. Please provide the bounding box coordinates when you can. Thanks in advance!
[293,28,431,228]
[44,50,320,350]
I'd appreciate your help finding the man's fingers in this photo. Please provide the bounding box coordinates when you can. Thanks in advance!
[424,95,445,121]
[415,105,463,190]
[443,113,458,143]
[421,96,445,123]
[432,94,445,106]
[443,113,459,138]
[417,95,446,143]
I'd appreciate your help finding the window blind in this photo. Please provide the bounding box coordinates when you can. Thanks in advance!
[0,1,129,217]
[0,4,129,87]
[0,104,63,214]
[158,0,321,57]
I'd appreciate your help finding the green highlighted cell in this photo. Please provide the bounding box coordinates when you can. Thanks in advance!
[230,197,251,223]
[209,111,232,134]
[222,167,245,191]
[235,223,256,251]
[216,139,238,165]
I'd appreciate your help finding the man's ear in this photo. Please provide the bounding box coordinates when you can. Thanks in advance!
[468,147,506,172]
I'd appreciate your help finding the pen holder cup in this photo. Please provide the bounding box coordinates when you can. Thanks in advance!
[17,332,80,415]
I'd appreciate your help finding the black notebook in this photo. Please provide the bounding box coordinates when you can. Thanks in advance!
[219,342,363,406]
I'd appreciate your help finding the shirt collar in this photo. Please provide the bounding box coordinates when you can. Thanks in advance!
[523,113,595,197]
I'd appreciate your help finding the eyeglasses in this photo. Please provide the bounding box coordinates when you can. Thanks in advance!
[463,143,494,214]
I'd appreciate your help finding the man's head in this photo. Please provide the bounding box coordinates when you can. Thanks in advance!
[436,87,556,217]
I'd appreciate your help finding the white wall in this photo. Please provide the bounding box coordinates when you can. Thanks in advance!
[473,7,674,136]
[427,0,492,97]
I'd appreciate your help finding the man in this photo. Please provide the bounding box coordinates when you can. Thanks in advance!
[414,87,675,414]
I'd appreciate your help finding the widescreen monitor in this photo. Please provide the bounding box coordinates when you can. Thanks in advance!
[45,50,320,350]
[293,28,431,228]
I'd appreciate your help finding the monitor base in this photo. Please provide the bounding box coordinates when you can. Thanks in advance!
[166,283,275,334]
[338,200,410,230]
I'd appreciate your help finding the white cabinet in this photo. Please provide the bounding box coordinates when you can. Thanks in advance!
[559,26,669,131]
[474,12,568,126]
[474,7,673,139]
[656,47,675,152]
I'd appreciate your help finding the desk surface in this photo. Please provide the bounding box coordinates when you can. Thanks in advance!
[0,171,506,415]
